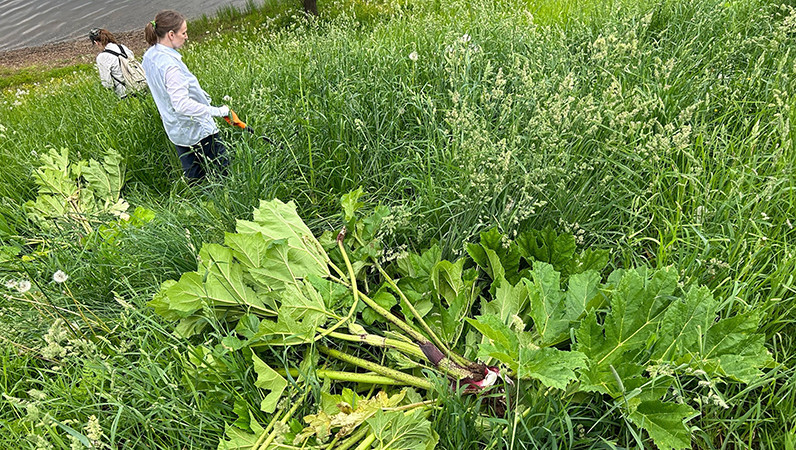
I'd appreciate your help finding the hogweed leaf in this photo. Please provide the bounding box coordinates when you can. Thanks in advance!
[298,390,406,444]
[149,274,204,320]
[396,245,440,280]
[245,238,327,291]
[438,289,471,344]
[466,315,519,361]
[467,228,521,283]
[516,226,576,271]
[251,352,288,413]
[469,315,585,389]
[225,231,270,270]
[653,286,715,361]
[362,287,397,325]
[217,423,260,450]
[480,275,527,324]
[236,199,329,279]
[279,282,329,325]
[625,399,696,450]
[431,258,465,305]
[367,409,437,450]
[200,244,262,309]
[253,283,328,346]
[572,266,771,449]
[567,248,610,276]
[517,344,587,390]
[254,315,316,345]
[700,311,774,383]
[600,267,677,366]
[341,187,365,223]
[524,262,568,345]
[82,149,124,207]
[564,270,602,321]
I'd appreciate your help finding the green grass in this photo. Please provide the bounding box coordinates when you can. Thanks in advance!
[0,65,94,90]
[2,0,796,447]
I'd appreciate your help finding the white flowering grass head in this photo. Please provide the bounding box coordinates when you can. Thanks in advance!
[53,270,68,284]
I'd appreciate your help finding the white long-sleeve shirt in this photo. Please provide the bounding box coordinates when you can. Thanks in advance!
[142,44,226,146]
[96,42,134,97]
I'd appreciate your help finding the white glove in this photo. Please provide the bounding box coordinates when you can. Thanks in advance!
[211,105,230,117]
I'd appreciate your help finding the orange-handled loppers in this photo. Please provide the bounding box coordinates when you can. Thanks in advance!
[224,109,278,146]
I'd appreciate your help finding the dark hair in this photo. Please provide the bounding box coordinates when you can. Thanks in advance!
[88,28,118,46]
[145,10,186,47]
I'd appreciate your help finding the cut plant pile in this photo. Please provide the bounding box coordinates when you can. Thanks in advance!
[150,191,774,450]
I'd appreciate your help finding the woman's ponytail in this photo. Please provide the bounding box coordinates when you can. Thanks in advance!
[145,10,186,47]
[145,22,157,46]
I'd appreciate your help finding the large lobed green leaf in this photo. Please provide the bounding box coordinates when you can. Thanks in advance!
[150,199,332,337]
[469,248,772,450]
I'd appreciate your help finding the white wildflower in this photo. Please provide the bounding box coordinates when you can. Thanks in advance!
[223,95,233,102]
[5,279,17,289]
[17,280,31,293]
[408,51,419,61]
[84,415,103,442]
[460,33,471,43]
[69,435,83,450]
[27,389,47,401]
[53,270,68,284]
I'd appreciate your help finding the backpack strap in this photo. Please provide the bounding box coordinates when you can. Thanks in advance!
[101,44,130,87]
[102,44,129,59]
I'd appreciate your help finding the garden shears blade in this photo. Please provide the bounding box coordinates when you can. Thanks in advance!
[224,109,278,146]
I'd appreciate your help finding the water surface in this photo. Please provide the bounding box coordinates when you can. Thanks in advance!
[0,0,254,51]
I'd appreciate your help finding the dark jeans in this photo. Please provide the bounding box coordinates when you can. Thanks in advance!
[175,133,229,180]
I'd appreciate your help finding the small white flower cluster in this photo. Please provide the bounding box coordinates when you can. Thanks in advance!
[42,319,70,360]
[85,415,104,445]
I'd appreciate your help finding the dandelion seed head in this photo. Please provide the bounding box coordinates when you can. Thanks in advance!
[408,51,419,61]
[18,280,31,293]
[53,270,68,284]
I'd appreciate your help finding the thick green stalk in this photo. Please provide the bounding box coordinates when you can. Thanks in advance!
[326,330,427,359]
[375,263,472,368]
[355,290,428,344]
[256,391,307,450]
[352,432,377,450]
[277,368,407,385]
[326,331,474,380]
[333,426,371,450]
[318,345,433,390]
[313,234,361,341]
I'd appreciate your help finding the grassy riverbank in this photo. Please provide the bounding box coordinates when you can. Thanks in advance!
[2,0,795,448]
[0,0,307,89]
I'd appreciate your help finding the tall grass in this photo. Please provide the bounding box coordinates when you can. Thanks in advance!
[2,0,796,447]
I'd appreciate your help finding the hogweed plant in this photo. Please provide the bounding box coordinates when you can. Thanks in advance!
[150,191,773,449]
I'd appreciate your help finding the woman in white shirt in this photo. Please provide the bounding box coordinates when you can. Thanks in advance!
[142,10,230,181]
[89,28,134,98]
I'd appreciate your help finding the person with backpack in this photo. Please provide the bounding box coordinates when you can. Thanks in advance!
[89,28,142,98]
[142,10,230,181]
